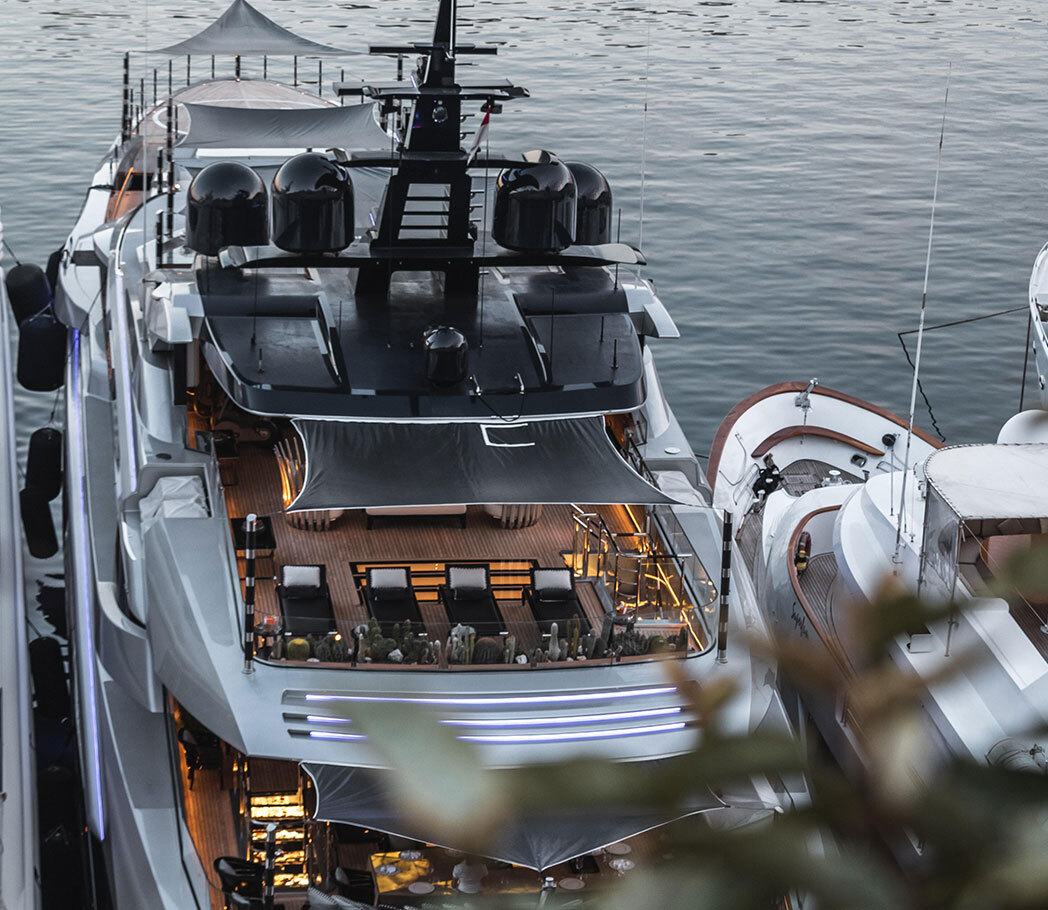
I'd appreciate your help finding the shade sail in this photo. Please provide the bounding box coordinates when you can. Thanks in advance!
[288,418,682,511]
[153,0,352,55]
[181,101,388,150]
[303,762,720,871]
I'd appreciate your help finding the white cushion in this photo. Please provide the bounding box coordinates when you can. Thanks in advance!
[366,505,467,516]
[534,568,573,593]
[282,565,321,589]
[370,567,408,591]
[449,566,487,594]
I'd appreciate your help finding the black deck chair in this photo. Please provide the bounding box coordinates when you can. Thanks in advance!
[214,856,264,900]
[439,564,505,634]
[524,567,591,637]
[277,564,336,635]
[363,567,423,636]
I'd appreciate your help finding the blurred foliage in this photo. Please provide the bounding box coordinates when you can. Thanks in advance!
[345,548,1048,910]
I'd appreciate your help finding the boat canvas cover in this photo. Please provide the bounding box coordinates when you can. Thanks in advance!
[924,444,1048,522]
[289,417,681,511]
[153,0,351,56]
[303,762,719,871]
[921,444,1048,595]
[180,102,388,151]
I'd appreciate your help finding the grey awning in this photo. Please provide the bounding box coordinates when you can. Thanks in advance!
[303,762,719,871]
[289,418,682,511]
[181,101,388,150]
[153,0,353,56]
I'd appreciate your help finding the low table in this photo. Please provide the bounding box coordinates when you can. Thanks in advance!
[229,515,277,552]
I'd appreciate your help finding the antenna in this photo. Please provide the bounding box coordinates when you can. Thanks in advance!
[894,65,950,566]
[638,0,652,251]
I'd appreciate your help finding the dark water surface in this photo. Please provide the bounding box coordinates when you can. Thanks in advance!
[2,0,1045,601]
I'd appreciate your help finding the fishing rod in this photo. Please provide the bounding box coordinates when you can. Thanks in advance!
[894,64,951,567]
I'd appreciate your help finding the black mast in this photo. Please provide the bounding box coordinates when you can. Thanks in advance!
[349,0,523,295]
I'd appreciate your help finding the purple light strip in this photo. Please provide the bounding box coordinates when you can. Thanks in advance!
[456,721,688,744]
[308,730,367,742]
[70,329,105,838]
[442,706,683,728]
[304,686,677,707]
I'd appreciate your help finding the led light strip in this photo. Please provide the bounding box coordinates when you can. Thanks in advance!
[308,730,367,742]
[305,715,353,725]
[303,686,676,707]
[456,721,687,744]
[69,330,105,837]
[441,706,683,728]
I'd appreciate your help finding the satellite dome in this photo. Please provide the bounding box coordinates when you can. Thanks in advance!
[566,162,612,245]
[186,161,269,255]
[271,153,355,253]
[492,150,577,253]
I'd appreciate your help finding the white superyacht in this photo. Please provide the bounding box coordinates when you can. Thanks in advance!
[40,1,809,906]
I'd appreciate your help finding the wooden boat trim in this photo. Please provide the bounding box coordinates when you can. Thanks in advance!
[707,382,943,491]
[786,505,853,680]
[750,426,885,460]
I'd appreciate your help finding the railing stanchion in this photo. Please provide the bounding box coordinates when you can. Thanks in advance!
[243,513,257,674]
[716,510,732,663]
[263,822,277,908]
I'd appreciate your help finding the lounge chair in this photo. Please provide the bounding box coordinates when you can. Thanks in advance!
[277,564,336,635]
[439,564,505,634]
[178,727,223,790]
[363,567,423,636]
[524,567,591,636]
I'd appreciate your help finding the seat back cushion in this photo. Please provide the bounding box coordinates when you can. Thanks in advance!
[533,568,573,597]
[449,566,488,597]
[282,565,322,598]
[368,567,409,601]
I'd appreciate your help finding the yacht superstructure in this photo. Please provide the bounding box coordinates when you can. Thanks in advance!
[44,1,805,906]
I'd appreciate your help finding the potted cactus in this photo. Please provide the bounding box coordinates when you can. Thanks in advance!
[286,637,311,662]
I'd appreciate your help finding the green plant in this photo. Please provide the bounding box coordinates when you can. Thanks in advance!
[548,622,561,661]
[568,614,581,656]
[504,635,517,664]
[313,637,335,662]
[616,628,648,657]
[286,637,310,661]
[472,637,503,664]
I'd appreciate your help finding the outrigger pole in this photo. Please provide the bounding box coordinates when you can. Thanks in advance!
[894,64,951,567]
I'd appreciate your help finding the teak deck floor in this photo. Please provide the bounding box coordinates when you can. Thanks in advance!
[223,443,631,643]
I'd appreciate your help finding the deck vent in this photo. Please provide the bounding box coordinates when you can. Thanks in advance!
[272,153,354,253]
[424,325,468,385]
[566,162,612,245]
[186,162,269,255]
[493,150,576,253]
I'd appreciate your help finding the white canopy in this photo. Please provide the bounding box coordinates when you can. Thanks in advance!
[924,444,1048,522]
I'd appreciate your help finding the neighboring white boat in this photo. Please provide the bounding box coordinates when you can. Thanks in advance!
[999,243,1048,443]
[41,1,810,906]
[0,211,40,910]
[710,382,1048,862]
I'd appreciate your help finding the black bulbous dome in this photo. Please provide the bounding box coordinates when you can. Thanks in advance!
[273,152,348,196]
[492,150,577,253]
[188,161,267,206]
[566,162,612,245]
[186,162,269,255]
[272,153,355,253]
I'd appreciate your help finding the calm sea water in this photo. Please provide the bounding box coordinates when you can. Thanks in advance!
[2,0,1045,611]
